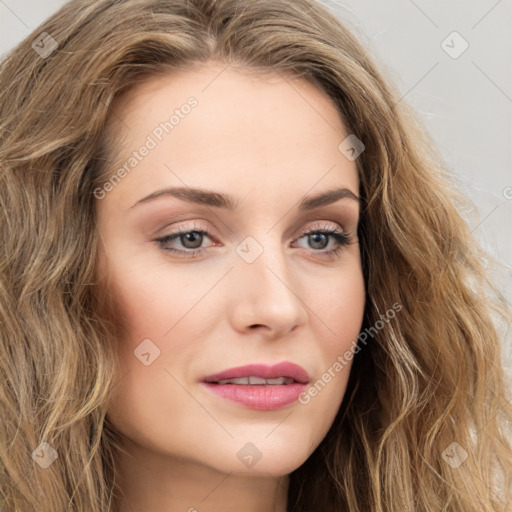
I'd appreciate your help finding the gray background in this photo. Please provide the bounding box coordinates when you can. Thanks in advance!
[1,0,511,375]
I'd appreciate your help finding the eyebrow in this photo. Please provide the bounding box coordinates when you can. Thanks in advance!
[130,186,360,210]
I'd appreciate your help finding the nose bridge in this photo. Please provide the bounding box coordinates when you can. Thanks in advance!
[229,230,308,335]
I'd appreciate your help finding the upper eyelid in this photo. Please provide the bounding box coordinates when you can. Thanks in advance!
[146,203,358,237]
[157,218,346,239]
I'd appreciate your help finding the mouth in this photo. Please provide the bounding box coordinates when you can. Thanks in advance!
[202,362,310,385]
[201,362,310,410]
[206,376,297,385]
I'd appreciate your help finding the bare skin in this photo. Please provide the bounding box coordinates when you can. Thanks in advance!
[95,61,365,512]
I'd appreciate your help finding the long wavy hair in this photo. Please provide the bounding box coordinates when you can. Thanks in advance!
[1,0,511,510]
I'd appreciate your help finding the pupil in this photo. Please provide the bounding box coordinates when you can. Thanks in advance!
[183,231,202,249]
[310,233,327,249]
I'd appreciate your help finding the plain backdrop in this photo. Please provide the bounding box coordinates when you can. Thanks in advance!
[1,0,511,374]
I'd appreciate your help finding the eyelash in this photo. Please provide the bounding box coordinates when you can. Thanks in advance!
[154,221,355,260]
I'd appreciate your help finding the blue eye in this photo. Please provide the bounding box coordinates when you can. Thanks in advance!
[295,226,353,258]
[155,222,355,259]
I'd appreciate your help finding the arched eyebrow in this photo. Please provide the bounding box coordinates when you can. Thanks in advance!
[130,186,360,210]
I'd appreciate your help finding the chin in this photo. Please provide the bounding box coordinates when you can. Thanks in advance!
[198,434,315,477]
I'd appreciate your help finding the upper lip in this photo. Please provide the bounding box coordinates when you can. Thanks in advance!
[202,362,310,384]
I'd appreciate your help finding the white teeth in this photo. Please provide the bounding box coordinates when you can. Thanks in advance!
[219,377,249,385]
[216,376,294,385]
[266,377,287,385]
[249,376,267,385]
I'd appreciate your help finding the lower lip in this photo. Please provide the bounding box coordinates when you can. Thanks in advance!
[201,382,308,410]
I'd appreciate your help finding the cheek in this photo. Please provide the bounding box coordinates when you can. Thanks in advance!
[102,264,207,442]
[101,255,223,383]
[333,276,365,352]
[314,261,366,351]
[304,262,365,406]
[102,248,185,328]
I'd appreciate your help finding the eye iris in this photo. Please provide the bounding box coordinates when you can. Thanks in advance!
[182,231,203,249]
[309,232,328,250]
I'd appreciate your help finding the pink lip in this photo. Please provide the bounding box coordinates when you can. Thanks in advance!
[202,362,310,384]
[201,362,310,411]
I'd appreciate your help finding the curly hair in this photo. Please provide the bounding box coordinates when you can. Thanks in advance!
[0,0,510,510]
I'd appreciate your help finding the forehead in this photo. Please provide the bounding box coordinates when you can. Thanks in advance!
[99,63,359,210]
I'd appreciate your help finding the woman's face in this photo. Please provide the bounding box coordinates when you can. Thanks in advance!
[95,62,365,478]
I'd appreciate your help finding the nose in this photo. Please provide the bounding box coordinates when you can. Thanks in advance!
[229,239,309,339]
